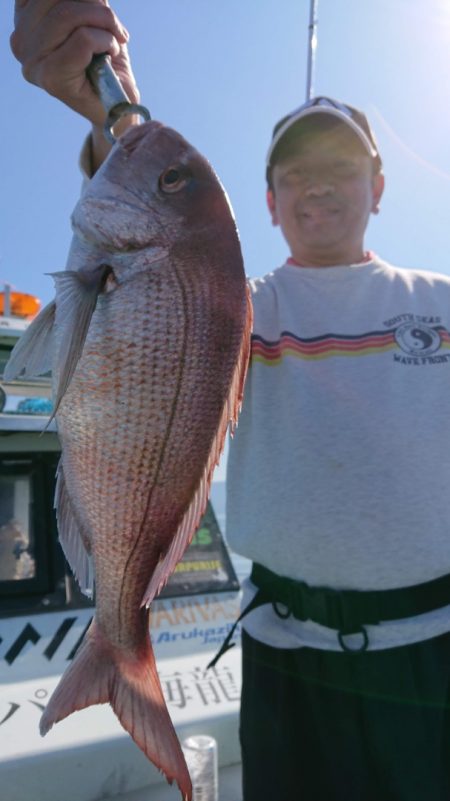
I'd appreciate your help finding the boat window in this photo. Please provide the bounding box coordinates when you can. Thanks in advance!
[0,466,36,581]
[0,453,95,616]
[0,345,12,377]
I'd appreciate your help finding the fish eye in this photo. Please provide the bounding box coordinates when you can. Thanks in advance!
[159,166,191,193]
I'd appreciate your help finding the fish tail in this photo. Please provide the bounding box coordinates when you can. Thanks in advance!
[40,620,192,801]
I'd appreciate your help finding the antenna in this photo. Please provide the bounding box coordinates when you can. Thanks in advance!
[3,284,11,317]
[306,0,319,100]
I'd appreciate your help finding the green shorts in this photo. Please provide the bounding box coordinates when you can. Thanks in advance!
[240,629,450,801]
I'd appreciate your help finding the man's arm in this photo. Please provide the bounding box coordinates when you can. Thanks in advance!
[11,0,141,173]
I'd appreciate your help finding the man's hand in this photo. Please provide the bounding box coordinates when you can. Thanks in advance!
[11,0,142,169]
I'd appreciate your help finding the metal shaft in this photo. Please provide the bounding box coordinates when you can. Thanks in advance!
[306,0,319,100]
[87,54,151,144]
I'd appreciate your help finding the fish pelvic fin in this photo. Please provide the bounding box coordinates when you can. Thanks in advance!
[3,300,56,381]
[142,284,253,606]
[40,617,192,801]
[50,265,110,417]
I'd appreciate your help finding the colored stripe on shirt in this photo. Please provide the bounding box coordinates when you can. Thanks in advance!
[252,327,450,364]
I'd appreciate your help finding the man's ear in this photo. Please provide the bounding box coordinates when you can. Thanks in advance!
[266,189,279,226]
[371,172,385,215]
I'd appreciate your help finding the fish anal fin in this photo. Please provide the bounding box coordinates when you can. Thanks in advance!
[142,285,253,606]
[40,618,192,801]
[55,460,94,597]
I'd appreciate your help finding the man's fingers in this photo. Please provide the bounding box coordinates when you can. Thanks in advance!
[14,0,110,23]
[26,26,120,91]
[34,31,117,121]
[12,0,127,54]
[11,0,137,127]
[14,0,72,28]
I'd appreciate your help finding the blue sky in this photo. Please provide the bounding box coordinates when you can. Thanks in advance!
[2,0,450,312]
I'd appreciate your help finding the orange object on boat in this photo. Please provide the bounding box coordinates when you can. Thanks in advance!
[0,291,41,318]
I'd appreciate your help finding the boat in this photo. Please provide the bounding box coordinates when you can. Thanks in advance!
[0,286,247,801]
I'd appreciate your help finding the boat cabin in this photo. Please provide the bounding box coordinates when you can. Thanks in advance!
[0,289,244,801]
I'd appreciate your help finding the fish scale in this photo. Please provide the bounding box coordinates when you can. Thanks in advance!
[4,120,252,801]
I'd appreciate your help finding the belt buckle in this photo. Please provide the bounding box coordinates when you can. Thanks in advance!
[298,583,371,654]
[287,580,333,626]
[297,581,328,623]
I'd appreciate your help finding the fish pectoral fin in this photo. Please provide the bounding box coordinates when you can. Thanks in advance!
[55,460,94,597]
[3,300,56,380]
[50,265,110,415]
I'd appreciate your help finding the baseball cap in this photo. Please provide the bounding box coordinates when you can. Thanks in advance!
[266,96,382,172]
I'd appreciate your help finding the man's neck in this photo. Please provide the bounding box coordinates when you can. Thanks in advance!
[288,250,373,268]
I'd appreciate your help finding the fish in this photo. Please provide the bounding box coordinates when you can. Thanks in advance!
[5,120,252,801]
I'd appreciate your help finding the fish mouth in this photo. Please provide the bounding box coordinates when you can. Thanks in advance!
[118,120,163,154]
[72,222,169,260]
[72,194,168,253]
[72,220,168,258]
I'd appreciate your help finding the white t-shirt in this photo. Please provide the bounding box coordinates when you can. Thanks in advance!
[226,255,450,650]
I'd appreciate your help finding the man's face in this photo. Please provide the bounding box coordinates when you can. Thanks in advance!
[267,124,384,266]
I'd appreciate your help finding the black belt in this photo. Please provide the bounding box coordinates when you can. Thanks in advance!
[207,563,450,667]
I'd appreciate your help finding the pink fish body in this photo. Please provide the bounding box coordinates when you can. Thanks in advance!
[5,121,252,800]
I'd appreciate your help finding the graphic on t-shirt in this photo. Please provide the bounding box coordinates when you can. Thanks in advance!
[251,324,450,365]
[394,322,441,356]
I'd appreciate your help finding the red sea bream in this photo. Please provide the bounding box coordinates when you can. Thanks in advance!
[5,120,252,800]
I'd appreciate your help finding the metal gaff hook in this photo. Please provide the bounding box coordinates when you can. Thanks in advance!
[87,54,151,144]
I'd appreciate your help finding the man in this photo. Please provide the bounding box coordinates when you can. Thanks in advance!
[11,3,450,800]
[225,97,450,801]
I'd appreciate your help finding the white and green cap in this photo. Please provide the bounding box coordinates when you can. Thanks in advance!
[266,96,382,172]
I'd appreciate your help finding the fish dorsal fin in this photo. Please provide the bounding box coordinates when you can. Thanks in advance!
[55,460,95,598]
[142,285,253,607]
[50,265,110,416]
[3,300,56,380]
